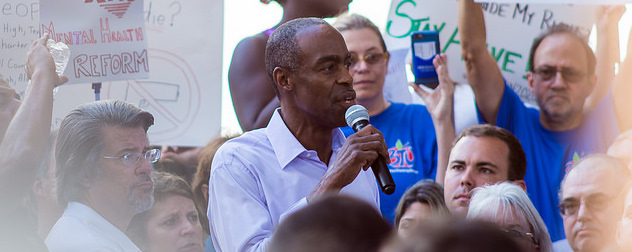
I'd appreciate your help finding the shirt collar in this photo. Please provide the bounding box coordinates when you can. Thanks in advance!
[266,109,347,169]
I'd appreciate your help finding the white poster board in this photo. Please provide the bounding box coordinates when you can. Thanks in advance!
[384,0,596,105]
[0,0,39,97]
[40,0,149,84]
[5,0,223,147]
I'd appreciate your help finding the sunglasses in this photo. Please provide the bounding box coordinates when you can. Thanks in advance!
[533,67,587,83]
[349,52,387,70]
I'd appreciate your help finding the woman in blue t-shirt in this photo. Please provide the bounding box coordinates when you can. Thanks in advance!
[333,14,456,223]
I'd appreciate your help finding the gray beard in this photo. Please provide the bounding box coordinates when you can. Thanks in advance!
[129,192,154,213]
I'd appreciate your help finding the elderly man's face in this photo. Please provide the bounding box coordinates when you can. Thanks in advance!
[91,126,154,214]
[288,24,355,128]
[561,160,622,252]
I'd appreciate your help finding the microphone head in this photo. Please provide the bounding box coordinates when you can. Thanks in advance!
[345,104,370,128]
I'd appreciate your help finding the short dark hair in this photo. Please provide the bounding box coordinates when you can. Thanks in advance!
[528,24,596,75]
[56,100,154,206]
[394,179,449,228]
[268,194,391,252]
[264,17,329,97]
[333,14,389,54]
[452,125,526,181]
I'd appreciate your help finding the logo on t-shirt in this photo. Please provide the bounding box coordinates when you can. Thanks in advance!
[564,152,583,174]
[388,139,416,173]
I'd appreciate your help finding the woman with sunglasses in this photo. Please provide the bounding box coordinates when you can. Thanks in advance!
[334,14,456,224]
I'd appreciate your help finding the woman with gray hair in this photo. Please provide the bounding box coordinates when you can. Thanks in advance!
[467,182,552,252]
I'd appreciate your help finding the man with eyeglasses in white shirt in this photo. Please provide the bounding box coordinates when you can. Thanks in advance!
[554,154,630,252]
[46,100,160,252]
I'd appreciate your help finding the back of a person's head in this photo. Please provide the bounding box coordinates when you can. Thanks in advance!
[383,219,526,252]
[394,179,449,227]
[608,129,632,169]
[467,182,552,252]
[268,194,391,252]
[192,134,239,235]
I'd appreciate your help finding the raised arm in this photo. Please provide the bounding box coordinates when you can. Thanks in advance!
[458,0,505,124]
[613,26,632,131]
[0,34,68,208]
[410,54,456,185]
[585,6,624,111]
[228,33,280,132]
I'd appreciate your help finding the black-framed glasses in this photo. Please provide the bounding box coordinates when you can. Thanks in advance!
[349,52,387,70]
[533,66,587,83]
[103,149,161,166]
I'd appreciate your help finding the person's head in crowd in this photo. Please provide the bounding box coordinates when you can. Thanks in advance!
[616,183,632,251]
[265,17,354,128]
[154,158,195,184]
[0,75,21,143]
[261,0,350,18]
[444,124,527,218]
[56,100,156,228]
[607,129,632,172]
[559,154,630,252]
[467,182,552,252]
[526,24,596,129]
[127,171,204,252]
[191,135,238,236]
[394,179,449,238]
[382,219,526,252]
[333,14,389,114]
[28,130,63,239]
[268,194,391,252]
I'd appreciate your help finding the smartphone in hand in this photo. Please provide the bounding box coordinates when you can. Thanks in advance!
[411,31,440,89]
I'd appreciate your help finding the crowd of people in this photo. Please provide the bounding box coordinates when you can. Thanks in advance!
[2,0,632,251]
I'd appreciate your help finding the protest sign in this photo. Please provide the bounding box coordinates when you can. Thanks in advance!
[0,0,223,147]
[49,0,223,146]
[384,0,596,106]
[0,0,39,97]
[40,0,149,84]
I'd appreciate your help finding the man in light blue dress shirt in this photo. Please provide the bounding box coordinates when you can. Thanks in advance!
[208,18,388,252]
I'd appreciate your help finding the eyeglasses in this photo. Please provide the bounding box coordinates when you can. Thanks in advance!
[558,196,611,216]
[349,52,387,70]
[502,228,537,246]
[103,149,161,166]
[533,67,587,83]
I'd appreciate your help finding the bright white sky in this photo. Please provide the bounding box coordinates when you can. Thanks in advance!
[220,1,632,135]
